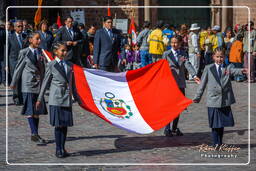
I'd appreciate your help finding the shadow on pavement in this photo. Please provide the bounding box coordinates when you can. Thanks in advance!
[71,129,253,157]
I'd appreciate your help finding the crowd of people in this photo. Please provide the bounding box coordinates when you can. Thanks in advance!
[0,15,254,158]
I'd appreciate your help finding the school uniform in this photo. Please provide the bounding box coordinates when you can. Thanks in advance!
[37,57,74,158]
[10,47,47,144]
[37,57,74,126]
[10,47,47,115]
[162,48,197,136]
[194,63,244,145]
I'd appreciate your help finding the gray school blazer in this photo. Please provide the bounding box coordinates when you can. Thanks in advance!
[37,60,73,107]
[162,49,197,88]
[10,47,46,93]
[193,63,243,108]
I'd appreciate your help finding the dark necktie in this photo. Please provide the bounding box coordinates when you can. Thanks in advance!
[218,65,222,79]
[108,29,112,38]
[33,50,38,63]
[59,60,66,75]
[18,34,22,48]
[68,29,73,39]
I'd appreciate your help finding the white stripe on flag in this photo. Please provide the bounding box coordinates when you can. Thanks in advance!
[84,69,154,134]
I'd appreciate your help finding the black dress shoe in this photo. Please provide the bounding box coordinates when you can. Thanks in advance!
[172,128,183,136]
[31,135,39,142]
[55,150,64,158]
[62,149,70,157]
[164,129,173,137]
[14,100,22,106]
[31,134,47,145]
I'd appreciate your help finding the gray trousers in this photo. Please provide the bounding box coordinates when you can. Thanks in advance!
[189,53,200,79]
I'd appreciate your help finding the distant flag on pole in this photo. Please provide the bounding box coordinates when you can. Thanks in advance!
[56,13,62,28]
[128,16,137,46]
[107,7,111,16]
[34,0,43,28]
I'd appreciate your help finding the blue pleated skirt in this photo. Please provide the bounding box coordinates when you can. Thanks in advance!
[49,105,73,127]
[21,92,47,115]
[208,106,234,128]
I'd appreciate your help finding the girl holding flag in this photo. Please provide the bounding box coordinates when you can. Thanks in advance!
[36,42,75,158]
[193,47,247,146]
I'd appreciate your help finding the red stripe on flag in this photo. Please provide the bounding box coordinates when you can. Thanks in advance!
[126,59,192,130]
[73,65,111,124]
[42,49,54,62]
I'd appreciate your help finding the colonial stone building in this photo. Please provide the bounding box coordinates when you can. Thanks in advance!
[2,0,256,31]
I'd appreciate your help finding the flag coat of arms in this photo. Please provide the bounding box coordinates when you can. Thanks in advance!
[73,60,192,134]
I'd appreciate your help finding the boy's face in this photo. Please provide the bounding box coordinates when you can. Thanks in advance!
[213,51,224,65]
[171,38,180,50]
[55,45,67,59]
[29,33,41,48]
[104,19,113,30]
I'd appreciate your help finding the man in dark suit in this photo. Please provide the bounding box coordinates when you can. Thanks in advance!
[54,16,83,65]
[0,21,6,87]
[8,20,27,105]
[93,16,125,72]
[78,23,90,67]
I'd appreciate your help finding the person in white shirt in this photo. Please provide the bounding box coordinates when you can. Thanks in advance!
[188,23,201,80]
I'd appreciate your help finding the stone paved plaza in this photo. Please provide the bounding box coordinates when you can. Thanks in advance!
[0,81,255,171]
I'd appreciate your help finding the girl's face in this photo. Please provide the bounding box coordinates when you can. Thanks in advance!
[29,33,41,48]
[41,23,48,32]
[226,30,232,38]
[171,38,180,50]
[213,51,224,65]
[55,45,67,59]
[125,46,130,50]
[207,28,212,35]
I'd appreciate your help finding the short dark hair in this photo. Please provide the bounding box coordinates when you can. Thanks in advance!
[250,21,254,27]
[164,23,170,28]
[156,20,164,29]
[236,34,243,41]
[143,21,151,28]
[78,23,85,29]
[89,23,97,28]
[171,35,183,42]
[65,16,73,21]
[213,47,225,55]
[28,31,40,43]
[52,41,67,54]
[103,16,113,22]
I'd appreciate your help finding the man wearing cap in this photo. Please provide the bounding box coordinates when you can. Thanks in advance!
[188,23,201,80]
[212,25,224,49]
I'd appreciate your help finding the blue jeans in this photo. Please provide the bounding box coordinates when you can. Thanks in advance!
[140,50,152,67]
[232,62,245,81]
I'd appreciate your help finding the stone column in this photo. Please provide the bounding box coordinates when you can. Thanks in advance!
[222,0,228,31]
[144,0,150,21]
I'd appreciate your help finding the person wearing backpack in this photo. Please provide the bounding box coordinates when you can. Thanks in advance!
[136,21,152,67]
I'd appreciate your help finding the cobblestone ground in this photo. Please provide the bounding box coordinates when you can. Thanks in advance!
[0,81,255,171]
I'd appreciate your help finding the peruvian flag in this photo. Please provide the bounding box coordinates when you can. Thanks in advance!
[42,49,54,61]
[128,17,137,46]
[73,60,192,134]
[42,50,192,134]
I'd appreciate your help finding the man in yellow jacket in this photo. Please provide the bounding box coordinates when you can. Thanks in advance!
[148,20,165,62]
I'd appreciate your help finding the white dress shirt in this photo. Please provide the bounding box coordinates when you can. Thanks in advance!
[55,57,67,74]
